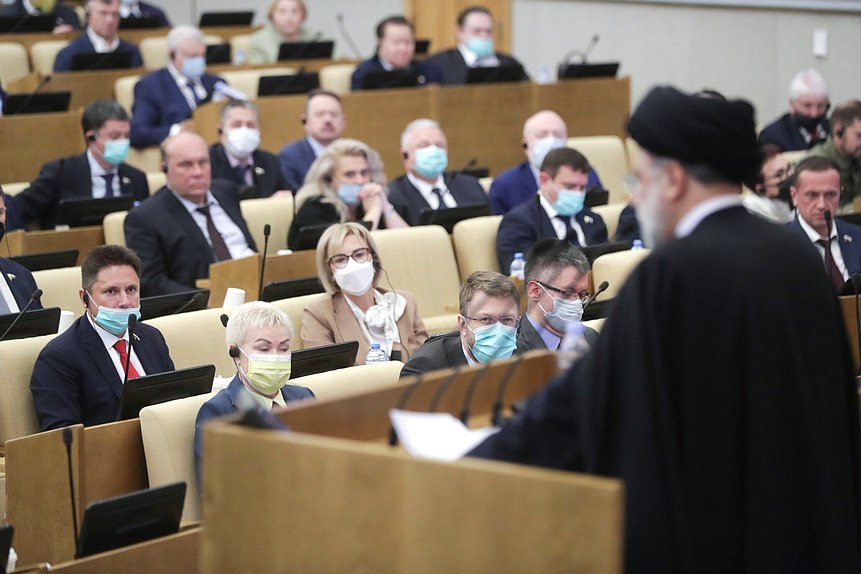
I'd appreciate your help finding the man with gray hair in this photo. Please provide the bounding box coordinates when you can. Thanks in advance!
[759,68,830,151]
[388,118,488,226]
[131,25,226,148]
[53,0,142,72]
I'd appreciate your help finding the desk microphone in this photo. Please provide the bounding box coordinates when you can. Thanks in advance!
[458,364,490,425]
[584,281,609,308]
[491,355,524,426]
[388,373,425,446]
[11,74,52,115]
[336,13,363,59]
[0,288,42,342]
[257,224,271,301]
[558,34,600,78]
[62,427,81,557]
[172,291,206,315]
[121,315,137,388]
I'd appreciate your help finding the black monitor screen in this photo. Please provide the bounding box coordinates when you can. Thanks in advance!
[58,196,136,228]
[3,92,71,115]
[419,203,490,234]
[118,364,215,420]
[9,249,78,272]
[0,307,60,341]
[0,14,54,33]
[206,43,231,64]
[198,11,254,27]
[119,16,161,29]
[70,51,134,71]
[140,289,210,321]
[260,277,323,302]
[580,241,632,265]
[291,340,359,379]
[258,73,320,96]
[361,69,420,90]
[277,40,334,61]
[558,62,620,80]
[465,64,525,84]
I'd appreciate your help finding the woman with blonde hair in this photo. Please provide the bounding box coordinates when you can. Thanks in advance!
[248,0,320,64]
[302,222,427,364]
[287,138,408,249]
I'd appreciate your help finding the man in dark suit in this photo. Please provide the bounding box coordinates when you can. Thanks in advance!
[30,245,174,431]
[14,99,148,230]
[125,131,257,296]
[788,155,861,292]
[0,186,42,313]
[278,89,345,191]
[209,100,287,198]
[119,0,170,27]
[388,118,488,226]
[489,110,603,215]
[350,15,442,91]
[471,86,861,573]
[424,6,527,85]
[496,147,607,273]
[400,271,519,377]
[516,239,597,354]
[131,25,224,148]
[53,0,143,72]
[759,69,830,152]
[0,0,80,33]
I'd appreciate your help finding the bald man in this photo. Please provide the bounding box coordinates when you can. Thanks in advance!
[124,132,257,296]
[488,110,603,214]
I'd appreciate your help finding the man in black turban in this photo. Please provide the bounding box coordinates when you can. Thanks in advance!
[470,86,861,573]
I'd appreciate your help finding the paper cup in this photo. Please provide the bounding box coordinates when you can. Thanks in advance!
[222,288,246,308]
[57,310,75,334]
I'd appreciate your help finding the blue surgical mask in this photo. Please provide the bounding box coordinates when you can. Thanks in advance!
[467,322,516,363]
[88,292,141,336]
[181,55,206,80]
[414,145,448,179]
[338,183,362,206]
[102,138,130,166]
[467,37,494,59]
[553,189,586,217]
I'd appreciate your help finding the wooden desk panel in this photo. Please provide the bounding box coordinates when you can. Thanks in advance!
[0,109,84,183]
[535,77,632,139]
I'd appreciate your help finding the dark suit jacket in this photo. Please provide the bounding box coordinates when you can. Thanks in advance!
[124,182,257,296]
[53,31,143,72]
[424,48,528,85]
[123,1,170,27]
[0,0,80,29]
[278,137,317,191]
[788,216,861,276]
[194,374,314,483]
[496,198,608,271]
[615,203,641,242]
[399,331,468,378]
[14,152,149,230]
[131,68,222,147]
[758,112,829,152]
[350,55,443,91]
[209,143,287,198]
[3,191,27,231]
[0,257,42,310]
[30,315,174,430]
[515,314,598,353]
[388,172,489,226]
[489,161,603,215]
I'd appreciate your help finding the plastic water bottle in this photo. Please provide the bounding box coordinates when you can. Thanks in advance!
[557,321,589,371]
[631,239,644,251]
[509,252,526,280]
[365,343,389,364]
[233,48,246,66]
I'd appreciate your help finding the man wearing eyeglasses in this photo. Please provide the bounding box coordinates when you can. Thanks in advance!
[789,155,861,292]
[517,239,598,353]
[496,147,607,273]
[400,271,519,377]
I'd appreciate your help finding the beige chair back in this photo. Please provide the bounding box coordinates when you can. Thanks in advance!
[114,74,140,113]
[451,215,502,281]
[295,361,405,400]
[591,248,650,300]
[319,63,356,94]
[140,35,223,70]
[0,334,56,445]
[33,266,84,315]
[147,307,236,376]
[126,147,162,173]
[0,42,30,85]
[103,211,127,246]
[30,40,69,75]
[239,196,293,253]
[591,203,627,241]
[146,171,166,193]
[229,34,252,62]
[625,137,639,171]
[139,391,219,523]
[567,135,629,205]
[220,66,297,99]
[1,182,29,196]
[270,293,328,350]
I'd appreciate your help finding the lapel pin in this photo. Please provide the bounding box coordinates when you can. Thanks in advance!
[121,176,131,185]
[6,273,15,281]
[844,234,852,244]
[255,167,265,176]
[584,215,594,224]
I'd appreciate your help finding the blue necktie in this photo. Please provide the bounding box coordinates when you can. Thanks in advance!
[102,173,115,198]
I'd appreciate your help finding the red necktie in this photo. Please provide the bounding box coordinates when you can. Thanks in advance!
[113,339,141,380]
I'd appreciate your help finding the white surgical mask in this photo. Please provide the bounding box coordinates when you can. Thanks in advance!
[529,136,565,170]
[224,126,260,159]
[537,284,583,333]
[333,259,375,296]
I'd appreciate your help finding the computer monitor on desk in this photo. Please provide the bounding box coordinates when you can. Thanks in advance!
[0,15,54,33]
[9,249,79,272]
[277,40,334,61]
[198,11,254,26]
[3,92,71,115]
[117,364,216,421]
[291,341,359,380]
[361,69,421,90]
[58,196,137,228]
[0,307,61,341]
[419,203,490,234]
[70,51,134,71]
[258,73,320,96]
[466,64,526,84]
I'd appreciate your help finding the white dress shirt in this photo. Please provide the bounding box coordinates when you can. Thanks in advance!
[306,136,326,157]
[86,26,120,53]
[87,150,120,198]
[167,64,207,114]
[0,274,21,314]
[172,189,256,260]
[86,312,147,381]
[406,172,457,209]
[796,209,849,280]
[457,43,500,68]
[224,149,255,188]
[538,193,586,246]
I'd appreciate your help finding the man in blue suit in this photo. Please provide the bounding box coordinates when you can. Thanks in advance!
[0,186,42,313]
[194,301,314,485]
[489,110,603,215]
[53,0,143,72]
[278,89,345,191]
[30,245,175,431]
[131,25,224,148]
[789,155,861,292]
[496,147,607,272]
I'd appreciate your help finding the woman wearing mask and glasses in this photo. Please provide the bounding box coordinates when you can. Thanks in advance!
[194,301,314,483]
[287,139,409,250]
[302,222,428,364]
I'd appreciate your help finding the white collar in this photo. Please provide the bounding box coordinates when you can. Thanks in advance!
[170,188,218,213]
[406,171,446,195]
[796,210,837,243]
[86,26,120,52]
[240,377,287,411]
[306,136,327,157]
[537,191,560,220]
[86,149,115,177]
[674,194,743,239]
[86,311,130,347]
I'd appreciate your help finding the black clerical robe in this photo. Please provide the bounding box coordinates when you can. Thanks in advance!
[471,205,861,573]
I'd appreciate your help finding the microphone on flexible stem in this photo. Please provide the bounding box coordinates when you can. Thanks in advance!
[11,74,52,115]
[558,34,600,78]
[336,13,364,59]
[388,373,425,446]
[0,288,42,342]
[257,224,271,301]
[121,314,137,389]
[427,369,461,413]
[171,291,206,315]
[427,158,477,227]
[458,364,490,425]
[62,427,80,557]
[584,280,609,309]
[491,355,524,426]
[825,209,833,236]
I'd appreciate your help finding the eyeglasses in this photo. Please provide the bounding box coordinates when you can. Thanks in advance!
[328,247,372,268]
[536,281,591,303]
[462,314,519,329]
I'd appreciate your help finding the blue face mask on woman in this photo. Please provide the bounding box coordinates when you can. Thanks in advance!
[338,183,362,206]
[467,322,517,363]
